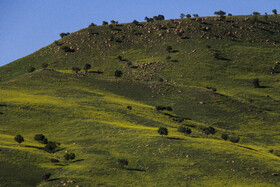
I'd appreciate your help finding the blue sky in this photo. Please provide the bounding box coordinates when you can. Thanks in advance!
[0,0,279,67]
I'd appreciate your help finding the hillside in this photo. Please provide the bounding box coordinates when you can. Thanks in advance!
[1,14,280,186]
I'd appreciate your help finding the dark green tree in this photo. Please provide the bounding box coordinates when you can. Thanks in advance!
[114,70,123,77]
[186,14,191,19]
[177,126,192,135]
[221,134,229,140]
[229,136,240,143]
[42,173,51,181]
[166,46,172,53]
[14,135,24,145]
[34,134,48,144]
[193,14,199,18]
[253,11,260,16]
[28,67,35,73]
[180,13,185,19]
[214,10,226,19]
[273,9,277,15]
[117,159,128,167]
[45,141,59,153]
[158,127,168,137]
[102,21,108,25]
[252,78,260,88]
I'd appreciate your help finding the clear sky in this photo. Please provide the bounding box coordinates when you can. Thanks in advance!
[0,0,279,67]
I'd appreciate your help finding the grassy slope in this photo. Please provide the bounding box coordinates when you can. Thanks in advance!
[1,15,280,186]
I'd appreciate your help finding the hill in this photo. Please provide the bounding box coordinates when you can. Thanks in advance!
[1,14,280,186]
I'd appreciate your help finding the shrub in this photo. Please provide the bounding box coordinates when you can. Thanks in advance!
[64,153,75,161]
[221,134,228,140]
[117,159,128,167]
[28,67,35,73]
[72,67,81,74]
[114,70,123,77]
[252,78,260,88]
[229,136,240,143]
[42,173,51,181]
[177,126,192,135]
[158,127,168,137]
[34,134,48,144]
[14,135,24,145]
[45,141,59,153]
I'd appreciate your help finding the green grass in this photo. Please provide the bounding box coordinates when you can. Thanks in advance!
[1,15,280,186]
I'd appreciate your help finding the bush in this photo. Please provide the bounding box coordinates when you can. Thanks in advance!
[28,67,35,73]
[14,134,24,145]
[252,78,260,88]
[158,127,168,137]
[229,136,240,143]
[45,141,59,153]
[64,153,75,161]
[42,173,51,181]
[117,159,128,167]
[221,134,229,140]
[177,126,191,135]
[114,70,123,77]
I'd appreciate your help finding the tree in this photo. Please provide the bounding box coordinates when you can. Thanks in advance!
[111,20,117,25]
[180,13,185,19]
[228,13,233,16]
[214,10,226,19]
[42,173,51,181]
[158,127,168,137]
[264,13,268,21]
[193,14,199,18]
[221,134,229,140]
[45,141,59,153]
[186,14,192,19]
[166,46,172,53]
[102,21,108,25]
[14,135,24,145]
[252,78,260,88]
[89,22,97,27]
[132,20,139,25]
[229,136,240,143]
[114,70,123,77]
[177,126,191,135]
[34,134,48,144]
[117,159,128,167]
[72,67,81,74]
[84,63,92,73]
[64,153,75,161]
[117,55,123,61]
[273,9,277,15]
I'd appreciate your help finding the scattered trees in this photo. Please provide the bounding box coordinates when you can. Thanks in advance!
[158,127,168,137]
[14,135,24,145]
[60,32,70,38]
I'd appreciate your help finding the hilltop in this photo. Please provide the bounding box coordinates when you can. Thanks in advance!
[1,14,280,186]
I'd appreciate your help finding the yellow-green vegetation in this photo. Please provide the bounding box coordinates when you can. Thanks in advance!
[1,14,280,186]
